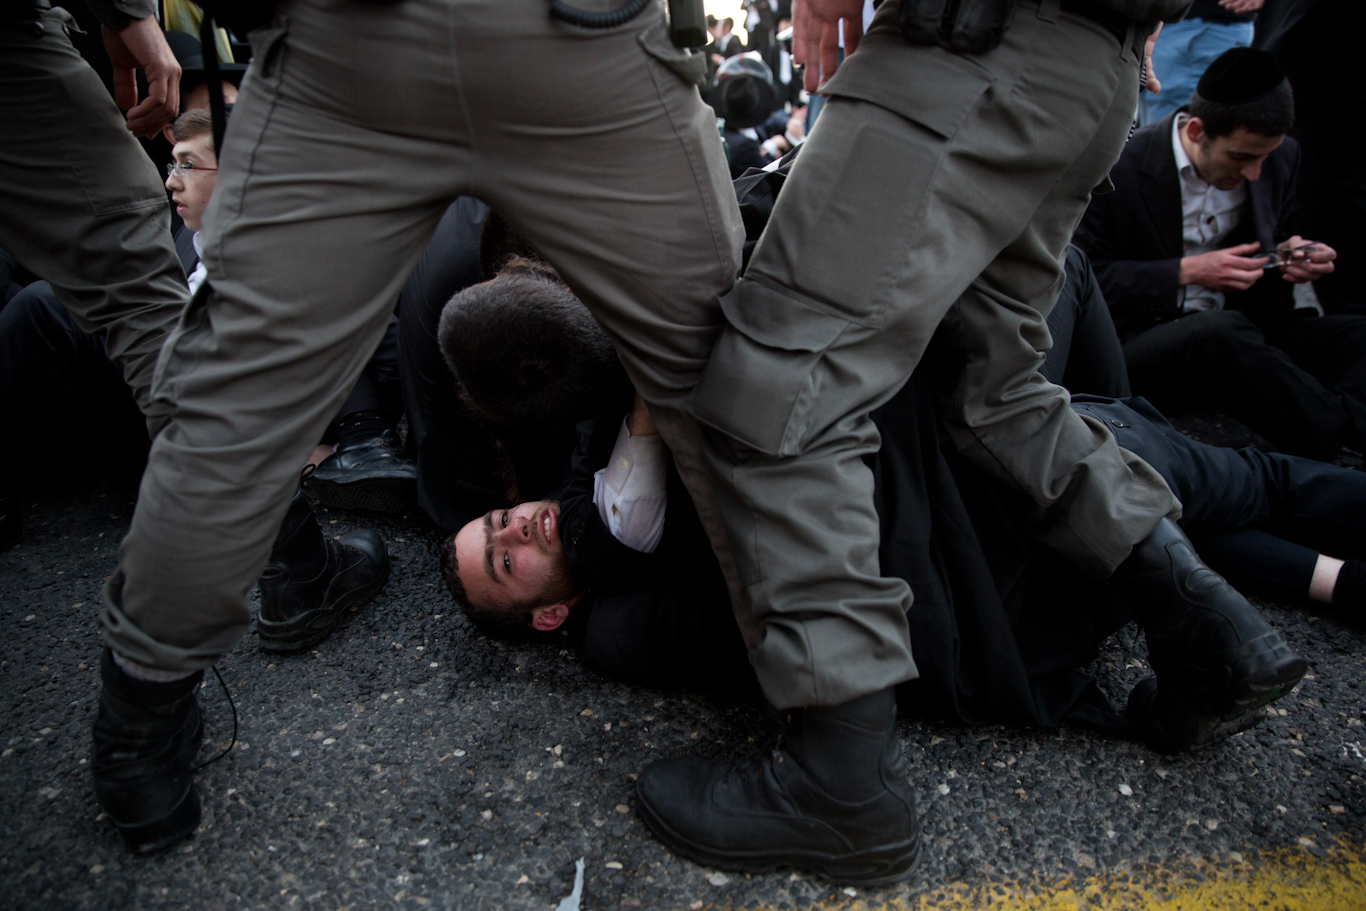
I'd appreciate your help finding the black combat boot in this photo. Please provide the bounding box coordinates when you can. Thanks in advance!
[92,649,204,853]
[304,429,417,514]
[256,488,390,652]
[1115,518,1307,752]
[635,688,920,885]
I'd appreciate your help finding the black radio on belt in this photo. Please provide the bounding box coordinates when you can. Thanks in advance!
[899,0,1020,54]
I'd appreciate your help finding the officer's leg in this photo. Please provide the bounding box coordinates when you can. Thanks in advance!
[99,0,469,675]
[460,2,746,608]
[0,11,187,433]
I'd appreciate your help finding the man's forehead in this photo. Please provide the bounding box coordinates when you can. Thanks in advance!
[172,136,215,162]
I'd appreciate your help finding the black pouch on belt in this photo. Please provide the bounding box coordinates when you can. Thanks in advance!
[898,0,1019,54]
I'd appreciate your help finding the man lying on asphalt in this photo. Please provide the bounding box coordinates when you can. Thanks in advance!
[434,246,1321,753]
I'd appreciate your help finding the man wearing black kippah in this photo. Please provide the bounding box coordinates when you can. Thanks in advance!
[1078,47,1362,461]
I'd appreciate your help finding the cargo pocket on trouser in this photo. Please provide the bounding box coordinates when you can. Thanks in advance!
[689,278,851,458]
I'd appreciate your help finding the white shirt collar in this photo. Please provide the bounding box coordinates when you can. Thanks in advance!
[1171,114,1194,176]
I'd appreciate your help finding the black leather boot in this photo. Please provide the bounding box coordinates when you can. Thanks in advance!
[1115,518,1307,752]
[92,649,204,853]
[304,429,417,514]
[256,488,390,652]
[636,688,920,885]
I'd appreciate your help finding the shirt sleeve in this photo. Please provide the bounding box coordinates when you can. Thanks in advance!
[593,417,668,553]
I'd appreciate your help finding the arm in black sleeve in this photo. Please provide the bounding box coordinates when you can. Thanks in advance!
[1075,193,1184,320]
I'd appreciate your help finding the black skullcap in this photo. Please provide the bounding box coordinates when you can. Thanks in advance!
[1196,47,1287,105]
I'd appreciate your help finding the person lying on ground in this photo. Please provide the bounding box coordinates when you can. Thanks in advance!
[432,251,1309,755]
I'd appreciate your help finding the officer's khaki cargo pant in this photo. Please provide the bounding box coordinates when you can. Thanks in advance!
[687,1,1180,706]
[0,10,188,433]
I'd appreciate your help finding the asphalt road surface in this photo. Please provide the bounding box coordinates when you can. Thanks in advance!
[3,415,1365,910]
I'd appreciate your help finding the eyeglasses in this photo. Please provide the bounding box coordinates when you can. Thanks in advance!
[166,162,218,178]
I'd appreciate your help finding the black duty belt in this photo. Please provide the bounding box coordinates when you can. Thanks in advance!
[1060,0,1135,47]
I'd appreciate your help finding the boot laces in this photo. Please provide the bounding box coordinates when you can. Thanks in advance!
[191,666,238,772]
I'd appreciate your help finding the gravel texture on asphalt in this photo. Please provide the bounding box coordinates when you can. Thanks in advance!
[2,414,1364,910]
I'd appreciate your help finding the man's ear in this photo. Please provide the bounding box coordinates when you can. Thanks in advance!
[1185,116,1207,146]
[162,124,176,145]
[530,603,571,632]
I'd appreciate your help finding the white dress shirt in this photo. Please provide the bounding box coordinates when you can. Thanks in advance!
[1173,114,1248,313]
[593,417,668,553]
[187,231,208,296]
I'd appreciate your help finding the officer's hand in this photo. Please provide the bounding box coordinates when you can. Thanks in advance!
[1178,243,1269,293]
[1277,235,1336,284]
[102,17,181,138]
[793,0,865,93]
[1144,23,1161,94]
[1219,0,1264,12]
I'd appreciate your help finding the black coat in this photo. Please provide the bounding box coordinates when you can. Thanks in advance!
[1075,112,1300,341]
[555,411,751,694]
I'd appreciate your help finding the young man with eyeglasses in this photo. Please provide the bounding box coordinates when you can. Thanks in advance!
[163,109,219,294]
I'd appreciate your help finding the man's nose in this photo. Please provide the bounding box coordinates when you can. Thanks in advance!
[495,518,532,544]
[1243,160,1263,182]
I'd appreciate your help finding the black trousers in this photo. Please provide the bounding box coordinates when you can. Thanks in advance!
[0,281,147,481]
[1121,309,1366,460]
[394,198,505,534]
[1041,247,1131,398]
[1075,396,1366,596]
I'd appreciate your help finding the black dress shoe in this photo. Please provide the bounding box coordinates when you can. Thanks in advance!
[92,650,204,853]
[304,430,417,514]
[1114,518,1307,752]
[635,688,920,885]
[256,489,390,652]
[0,494,20,551]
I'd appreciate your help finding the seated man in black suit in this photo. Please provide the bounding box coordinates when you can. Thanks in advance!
[434,245,1312,756]
[1076,47,1361,461]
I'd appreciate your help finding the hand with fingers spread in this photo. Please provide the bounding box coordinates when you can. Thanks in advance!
[1276,235,1337,284]
[102,16,181,138]
[1179,241,1270,292]
[792,0,865,93]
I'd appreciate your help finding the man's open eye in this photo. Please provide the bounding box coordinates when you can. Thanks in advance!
[500,511,508,527]
[503,554,511,574]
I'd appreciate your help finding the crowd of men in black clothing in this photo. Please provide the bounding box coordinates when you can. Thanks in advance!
[2,0,1365,873]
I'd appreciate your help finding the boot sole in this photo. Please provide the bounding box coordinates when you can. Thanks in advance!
[1186,641,1308,750]
[635,782,921,887]
[1168,631,1308,752]
[305,475,414,515]
[116,783,202,854]
[257,571,389,653]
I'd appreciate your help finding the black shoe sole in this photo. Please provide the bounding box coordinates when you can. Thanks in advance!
[115,782,202,854]
[1144,630,1308,753]
[635,781,921,887]
[304,475,414,515]
[257,568,389,653]
[1185,634,1308,750]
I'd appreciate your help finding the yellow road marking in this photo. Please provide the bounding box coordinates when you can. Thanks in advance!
[707,840,1366,910]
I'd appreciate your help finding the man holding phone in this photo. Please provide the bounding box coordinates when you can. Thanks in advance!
[1078,47,1361,461]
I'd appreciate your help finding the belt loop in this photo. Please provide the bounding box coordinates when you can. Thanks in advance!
[1037,0,1061,22]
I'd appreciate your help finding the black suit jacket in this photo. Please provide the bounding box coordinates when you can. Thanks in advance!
[173,225,199,281]
[1075,112,1300,340]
